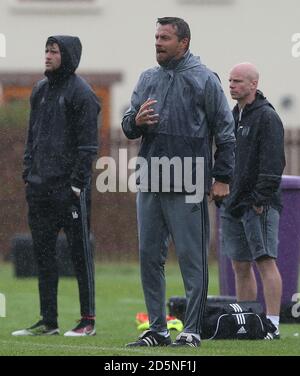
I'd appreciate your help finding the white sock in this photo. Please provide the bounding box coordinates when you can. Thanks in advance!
[182,332,200,341]
[267,315,280,331]
[157,330,169,338]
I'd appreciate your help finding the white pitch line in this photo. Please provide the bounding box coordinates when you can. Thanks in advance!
[0,340,179,355]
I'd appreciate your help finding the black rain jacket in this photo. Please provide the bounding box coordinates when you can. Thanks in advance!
[23,35,100,190]
[225,91,286,217]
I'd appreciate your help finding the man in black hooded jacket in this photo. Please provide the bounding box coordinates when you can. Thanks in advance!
[221,62,285,339]
[12,36,100,337]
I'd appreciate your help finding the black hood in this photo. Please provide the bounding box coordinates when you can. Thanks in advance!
[233,90,275,117]
[45,35,82,83]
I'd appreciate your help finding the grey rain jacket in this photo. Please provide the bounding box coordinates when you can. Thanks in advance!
[23,35,100,190]
[122,50,235,193]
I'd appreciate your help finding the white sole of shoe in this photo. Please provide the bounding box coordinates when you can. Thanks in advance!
[11,329,34,336]
[63,329,96,337]
[12,328,59,336]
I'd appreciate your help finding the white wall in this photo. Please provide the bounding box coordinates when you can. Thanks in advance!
[0,0,299,128]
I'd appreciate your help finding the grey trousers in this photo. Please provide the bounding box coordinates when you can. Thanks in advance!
[137,191,209,335]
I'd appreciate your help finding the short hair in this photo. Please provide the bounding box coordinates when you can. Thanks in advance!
[46,37,59,49]
[157,17,191,48]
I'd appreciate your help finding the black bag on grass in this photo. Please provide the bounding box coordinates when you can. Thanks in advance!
[201,300,275,339]
[168,296,276,340]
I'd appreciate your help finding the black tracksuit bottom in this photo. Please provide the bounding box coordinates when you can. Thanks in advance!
[26,183,95,325]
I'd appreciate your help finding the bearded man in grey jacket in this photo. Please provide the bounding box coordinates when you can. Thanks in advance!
[122,17,235,348]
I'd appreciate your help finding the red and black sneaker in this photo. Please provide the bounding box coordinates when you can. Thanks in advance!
[64,317,96,337]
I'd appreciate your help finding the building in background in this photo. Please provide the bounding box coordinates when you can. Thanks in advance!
[0,0,299,129]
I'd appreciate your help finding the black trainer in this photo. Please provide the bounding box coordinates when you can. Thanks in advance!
[171,332,201,347]
[264,319,280,340]
[264,330,280,340]
[12,320,59,336]
[126,330,171,347]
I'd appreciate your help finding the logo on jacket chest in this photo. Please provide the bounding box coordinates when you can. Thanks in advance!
[238,125,250,137]
[59,96,65,106]
[39,95,65,106]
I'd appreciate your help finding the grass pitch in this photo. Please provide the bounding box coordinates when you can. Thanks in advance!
[0,262,299,356]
